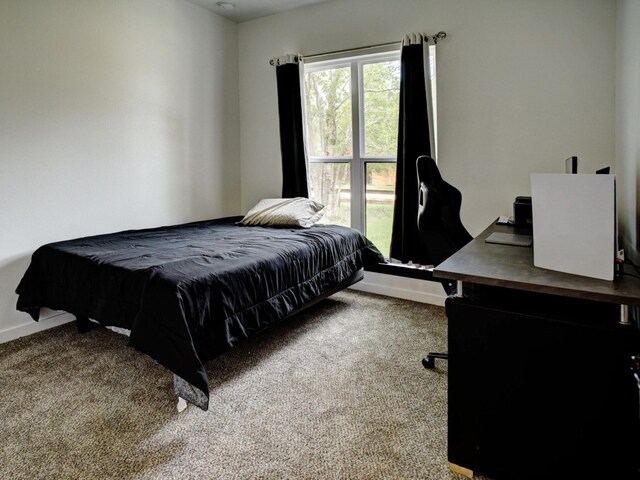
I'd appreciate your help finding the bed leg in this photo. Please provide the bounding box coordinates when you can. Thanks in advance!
[177,397,188,413]
[76,316,96,333]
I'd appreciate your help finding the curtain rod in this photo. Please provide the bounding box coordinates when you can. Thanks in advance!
[269,31,446,66]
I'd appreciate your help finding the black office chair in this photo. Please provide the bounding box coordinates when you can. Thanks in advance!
[415,155,473,369]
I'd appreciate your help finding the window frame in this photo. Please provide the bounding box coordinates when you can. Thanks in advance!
[301,46,401,234]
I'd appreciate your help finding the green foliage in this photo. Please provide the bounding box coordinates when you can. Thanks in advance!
[366,203,393,257]
[363,61,400,158]
[304,67,352,157]
[308,162,350,222]
[304,58,399,253]
[304,60,400,160]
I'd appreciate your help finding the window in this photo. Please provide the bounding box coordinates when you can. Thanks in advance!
[302,49,401,256]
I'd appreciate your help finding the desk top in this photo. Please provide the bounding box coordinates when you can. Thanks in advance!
[434,219,640,306]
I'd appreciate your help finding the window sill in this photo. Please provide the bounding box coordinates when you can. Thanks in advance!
[365,262,436,282]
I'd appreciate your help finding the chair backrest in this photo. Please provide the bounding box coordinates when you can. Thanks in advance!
[416,155,473,267]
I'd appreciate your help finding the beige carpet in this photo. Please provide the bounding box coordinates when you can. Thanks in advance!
[0,290,470,480]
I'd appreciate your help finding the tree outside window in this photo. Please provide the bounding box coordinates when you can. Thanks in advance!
[303,50,400,257]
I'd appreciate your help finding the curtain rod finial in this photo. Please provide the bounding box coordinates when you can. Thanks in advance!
[431,31,447,44]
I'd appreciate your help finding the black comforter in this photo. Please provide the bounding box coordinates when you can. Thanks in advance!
[16,217,383,409]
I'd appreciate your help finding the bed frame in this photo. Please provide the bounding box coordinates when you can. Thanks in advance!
[16,217,383,410]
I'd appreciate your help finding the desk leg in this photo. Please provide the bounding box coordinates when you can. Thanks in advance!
[456,280,464,297]
[620,304,631,325]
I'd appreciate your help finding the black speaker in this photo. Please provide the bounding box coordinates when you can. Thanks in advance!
[513,196,532,227]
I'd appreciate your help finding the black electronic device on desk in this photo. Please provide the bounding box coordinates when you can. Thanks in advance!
[489,199,534,247]
[484,231,532,247]
[512,196,532,227]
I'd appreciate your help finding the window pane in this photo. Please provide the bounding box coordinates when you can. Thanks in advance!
[365,163,396,257]
[362,61,400,157]
[304,67,352,157]
[309,162,351,226]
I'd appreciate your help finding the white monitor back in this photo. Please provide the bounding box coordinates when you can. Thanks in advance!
[530,173,616,281]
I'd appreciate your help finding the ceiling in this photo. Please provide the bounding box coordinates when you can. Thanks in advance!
[187,0,332,23]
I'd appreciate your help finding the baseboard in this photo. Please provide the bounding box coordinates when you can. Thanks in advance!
[350,271,447,306]
[0,312,75,344]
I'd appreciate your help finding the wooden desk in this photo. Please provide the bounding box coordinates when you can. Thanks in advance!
[433,220,640,480]
[435,220,640,308]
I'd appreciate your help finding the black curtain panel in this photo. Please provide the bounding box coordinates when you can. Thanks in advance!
[276,61,309,198]
[389,41,432,264]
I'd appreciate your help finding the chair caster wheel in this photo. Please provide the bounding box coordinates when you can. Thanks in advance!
[422,356,435,369]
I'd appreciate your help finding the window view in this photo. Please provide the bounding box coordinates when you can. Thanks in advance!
[362,61,400,157]
[304,66,352,157]
[303,51,400,257]
[304,65,352,226]
[308,162,350,225]
[365,162,396,256]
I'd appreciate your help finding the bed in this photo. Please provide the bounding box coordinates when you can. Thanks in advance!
[15,215,384,410]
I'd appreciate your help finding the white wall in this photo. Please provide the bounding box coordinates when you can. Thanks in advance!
[239,0,616,233]
[0,0,240,341]
[238,0,615,301]
[616,0,640,264]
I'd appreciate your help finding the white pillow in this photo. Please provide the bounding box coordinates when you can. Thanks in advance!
[238,197,326,228]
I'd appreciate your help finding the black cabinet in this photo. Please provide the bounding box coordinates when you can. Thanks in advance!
[447,288,640,479]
